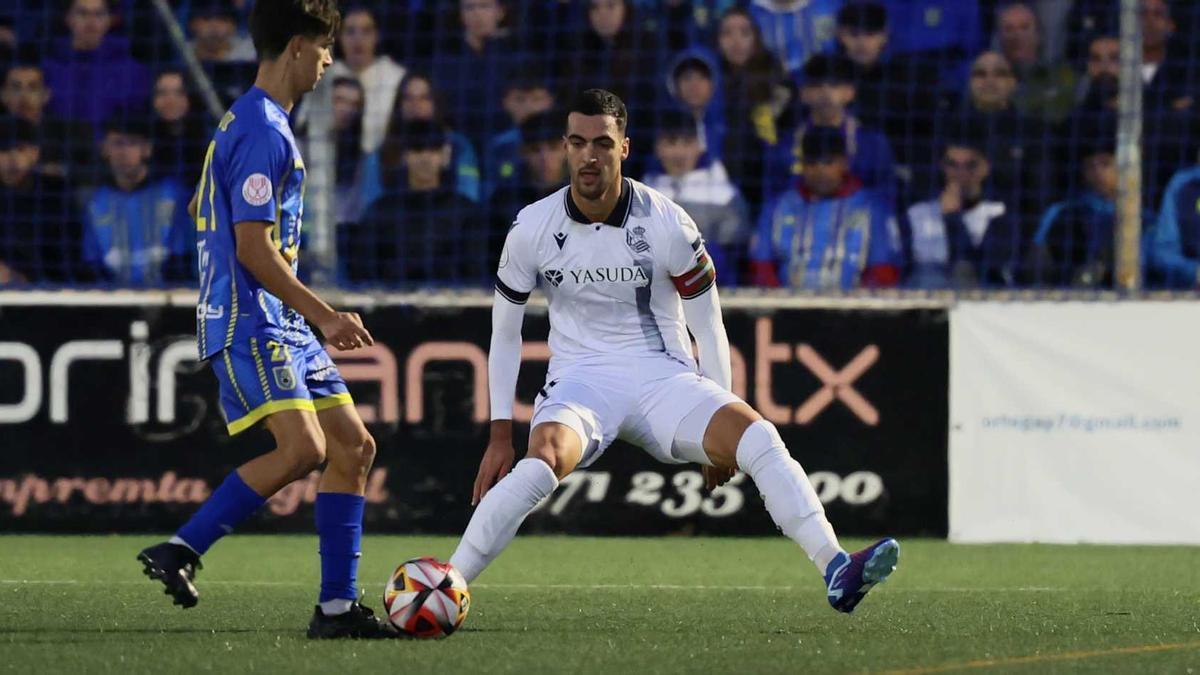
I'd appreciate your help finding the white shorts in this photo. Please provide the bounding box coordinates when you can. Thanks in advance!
[530,354,743,469]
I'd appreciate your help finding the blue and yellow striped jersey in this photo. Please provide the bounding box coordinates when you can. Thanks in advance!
[194,86,314,360]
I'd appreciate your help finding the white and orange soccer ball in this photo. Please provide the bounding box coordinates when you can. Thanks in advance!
[383,557,471,638]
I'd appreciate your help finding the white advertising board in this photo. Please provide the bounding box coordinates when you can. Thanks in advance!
[949,302,1200,544]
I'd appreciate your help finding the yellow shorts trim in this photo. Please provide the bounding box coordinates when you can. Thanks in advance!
[313,392,355,411]
[226,398,317,436]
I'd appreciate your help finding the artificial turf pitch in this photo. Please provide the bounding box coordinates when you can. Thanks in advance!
[1,536,1197,674]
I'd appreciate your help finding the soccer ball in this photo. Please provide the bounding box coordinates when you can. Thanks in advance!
[383,557,471,638]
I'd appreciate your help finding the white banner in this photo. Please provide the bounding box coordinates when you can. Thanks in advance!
[949,302,1200,544]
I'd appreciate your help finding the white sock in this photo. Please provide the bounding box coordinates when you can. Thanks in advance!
[735,420,845,574]
[319,598,353,616]
[449,458,559,582]
[168,535,198,554]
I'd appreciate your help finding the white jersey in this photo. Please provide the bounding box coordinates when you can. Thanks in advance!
[495,178,716,372]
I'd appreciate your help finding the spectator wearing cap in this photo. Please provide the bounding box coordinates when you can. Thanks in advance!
[766,53,897,205]
[1030,132,1154,288]
[149,68,209,184]
[714,7,792,216]
[834,2,941,188]
[644,109,749,285]
[482,74,556,201]
[1,58,97,182]
[664,50,726,159]
[0,116,100,284]
[903,134,1021,288]
[747,0,841,76]
[488,109,569,261]
[994,1,1077,123]
[296,4,407,157]
[83,118,194,286]
[342,120,487,285]
[1148,161,1200,289]
[41,0,151,133]
[751,126,900,290]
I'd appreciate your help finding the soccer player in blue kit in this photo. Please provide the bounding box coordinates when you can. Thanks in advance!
[136,0,394,639]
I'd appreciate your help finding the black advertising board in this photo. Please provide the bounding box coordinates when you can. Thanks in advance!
[0,302,948,536]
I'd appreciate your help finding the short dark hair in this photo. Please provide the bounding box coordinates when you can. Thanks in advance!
[520,109,564,146]
[801,54,855,86]
[837,2,887,33]
[673,56,713,82]
[396,119,447,151]
[103,115,152,142]
[800,126,848,161]
[655,109,698,141]
[568,89,628,134]
[249,0,341,61]
[0,115,40,151]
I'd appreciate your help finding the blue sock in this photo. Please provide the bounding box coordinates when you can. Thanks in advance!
[316,492,364,603]
[175,471,266,555]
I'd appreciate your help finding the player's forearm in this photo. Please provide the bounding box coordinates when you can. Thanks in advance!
[488,291,526,423]
[237,245,336,326]
[682,287,733,391]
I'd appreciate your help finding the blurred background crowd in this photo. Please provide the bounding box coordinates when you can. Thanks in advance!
[2,0,1200,291]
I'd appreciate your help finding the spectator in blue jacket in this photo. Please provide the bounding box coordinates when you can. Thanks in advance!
[83,118,194,285]
[766,53,896,203]
[482,72,556,201]
[1149,164,1200,289]
[42,0,151,134]
[877,0,982,80]
[1030,134,1155,289]
[903,133,1021,288]
[663,49,726,160]
[748,0,842,76]
[751,126,900,290]
[431,0,518,152]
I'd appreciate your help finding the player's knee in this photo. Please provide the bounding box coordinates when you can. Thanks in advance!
[360,433,377,469]
[526,436,575,479]
[703,403,760,471]
[285,433,327,475]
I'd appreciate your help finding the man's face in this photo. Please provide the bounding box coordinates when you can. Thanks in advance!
[837,28,888,67]
[401,78,436,120]
[1140,0,1174,50]
[290,33,335,93]
[1084,152,1117,197]
[998,4,1039,67]
[942,146,990,192]
[1,67,50,123]
[103,131,151,178]
[565,111,629,200]
[0,144,39,187]
[800,82,855,115]
[717,14,756,67]
[340,10,379,65]
[676,69,714,111]
[461,0,503,41]
[801,156,848,196]
[589,0,626,40]
[153,73,189,122]
[1087,37,1121,79]
[67,0,112,51]
[190,15,237,56]
[521,139,567,188]
[655,135,701,177]
[403,146,448,187]
[502,87,553,125]
[968,52,1017,111]
[332,83,364,130]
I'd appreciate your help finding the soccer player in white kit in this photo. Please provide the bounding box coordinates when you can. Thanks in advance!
[449,90,899,613]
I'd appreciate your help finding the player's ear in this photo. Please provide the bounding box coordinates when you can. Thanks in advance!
[621,136,630,161]
[285,35,305,60]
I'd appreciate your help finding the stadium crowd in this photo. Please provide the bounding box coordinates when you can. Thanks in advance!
[2,0,1200,290]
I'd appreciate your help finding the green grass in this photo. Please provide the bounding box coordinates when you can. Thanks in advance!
[1,536,1198,674]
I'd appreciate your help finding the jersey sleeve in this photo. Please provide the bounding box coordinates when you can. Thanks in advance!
[666,204,717,299]
[225,127,290,225]
[495,220,538,304]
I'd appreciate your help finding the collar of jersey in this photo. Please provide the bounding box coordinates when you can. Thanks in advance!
[563,177,632,228]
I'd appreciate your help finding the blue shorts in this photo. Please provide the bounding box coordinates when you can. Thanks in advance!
[210,335,352,435]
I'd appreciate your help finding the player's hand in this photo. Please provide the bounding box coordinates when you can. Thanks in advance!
[472,440,515,506]
[319,311,374,351]
[702,464,736,491]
